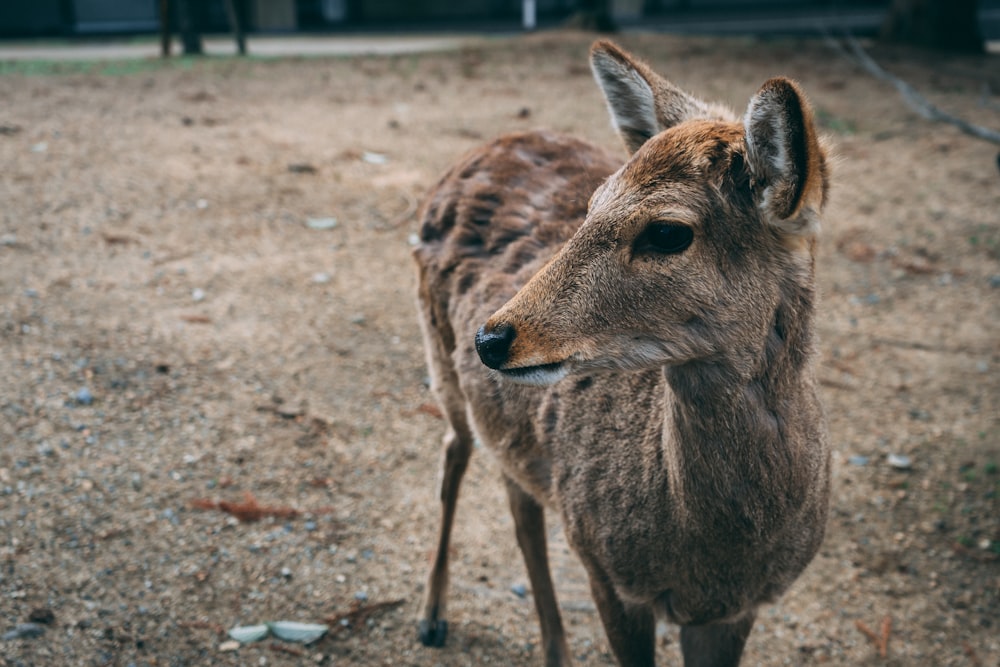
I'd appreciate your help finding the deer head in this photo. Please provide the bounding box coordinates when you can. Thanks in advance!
[475,41,829,386]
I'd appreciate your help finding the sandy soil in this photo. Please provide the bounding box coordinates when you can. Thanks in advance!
[0,31,998,667]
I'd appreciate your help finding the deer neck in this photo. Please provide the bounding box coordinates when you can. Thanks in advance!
[662,285,816,534]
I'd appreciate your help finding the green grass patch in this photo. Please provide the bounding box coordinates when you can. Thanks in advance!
[0,57,194,77]
[815,108,856,135]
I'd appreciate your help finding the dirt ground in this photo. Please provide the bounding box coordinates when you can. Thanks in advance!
[1,31,998,667]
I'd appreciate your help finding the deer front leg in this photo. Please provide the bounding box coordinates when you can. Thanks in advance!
[503,476,572,667]
[583,559,655,667]
[679,611,756,667]
[418,424,473,647]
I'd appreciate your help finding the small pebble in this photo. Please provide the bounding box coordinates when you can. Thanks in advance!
[510,583,528,598]
[280,567,292,579]
[219,639,240,652]
[2,623,45,640]
[848,455,869,467]
[361,151,388,165]
[304,521,317,532]
[887,453,912,470]
[306,217,338,230]
[354,591,368,602]
[192,288,206,302]
[27,608,55,625]
[75,387,94,406]
[311,272,331,284]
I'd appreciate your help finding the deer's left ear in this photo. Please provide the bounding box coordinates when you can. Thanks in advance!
[591,40,730,155]
[744,78,828,235]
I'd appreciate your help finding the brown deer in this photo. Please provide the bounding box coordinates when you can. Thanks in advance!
[412,40,831,667]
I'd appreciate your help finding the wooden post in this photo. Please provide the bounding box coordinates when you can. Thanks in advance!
[177,0,203,56]
[159,0,171,58]
[224,0,247,56]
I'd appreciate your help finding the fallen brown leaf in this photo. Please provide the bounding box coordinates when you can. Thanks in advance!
[415,403,443,419]
[892,256,937,275]
[191,491,299,522]
[838,239,878,263]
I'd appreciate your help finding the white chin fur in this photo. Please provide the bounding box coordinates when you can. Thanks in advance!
[498,363,570,386]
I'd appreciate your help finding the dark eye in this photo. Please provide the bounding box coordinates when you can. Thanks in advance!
[634,222,694,255]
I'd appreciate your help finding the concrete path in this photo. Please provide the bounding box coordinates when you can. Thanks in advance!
[0,34,488,62]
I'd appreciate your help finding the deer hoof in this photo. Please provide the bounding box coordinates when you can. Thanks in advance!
[418,618,448,647]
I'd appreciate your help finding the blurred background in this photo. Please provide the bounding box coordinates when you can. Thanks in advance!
[1,1,996,666]
[1,0,998,52]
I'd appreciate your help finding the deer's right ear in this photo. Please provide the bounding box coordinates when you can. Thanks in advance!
[590,40,721,155]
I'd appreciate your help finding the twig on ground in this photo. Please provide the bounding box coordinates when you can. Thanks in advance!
[177,620,226,635]
[855,615,892,658]
[325,598,406,633]
[403,402,444,419]
[822,32,1000,146]
[269,642,306,657]
[963,641,983,666]
[101,233,138,246]
[855,619,879,646]
[819,377,856,391]
[879,615,892,658]
[869,336,988,356]
[388,190,420,229]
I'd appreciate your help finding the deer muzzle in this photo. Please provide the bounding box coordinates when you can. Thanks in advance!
[475,322,516,370]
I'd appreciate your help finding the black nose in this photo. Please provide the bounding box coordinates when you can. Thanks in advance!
[475,322,516,370]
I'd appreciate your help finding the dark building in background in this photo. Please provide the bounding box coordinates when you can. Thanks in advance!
[0,0,996,40]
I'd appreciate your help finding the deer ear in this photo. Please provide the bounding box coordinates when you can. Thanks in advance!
[590,40,724,155]
[744,77,828,234]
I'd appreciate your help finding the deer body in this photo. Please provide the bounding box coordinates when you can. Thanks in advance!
[414,41,831,666]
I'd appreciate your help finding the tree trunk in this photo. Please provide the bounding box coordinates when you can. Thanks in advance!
[881,0,983,53]
[177,0,203,56]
